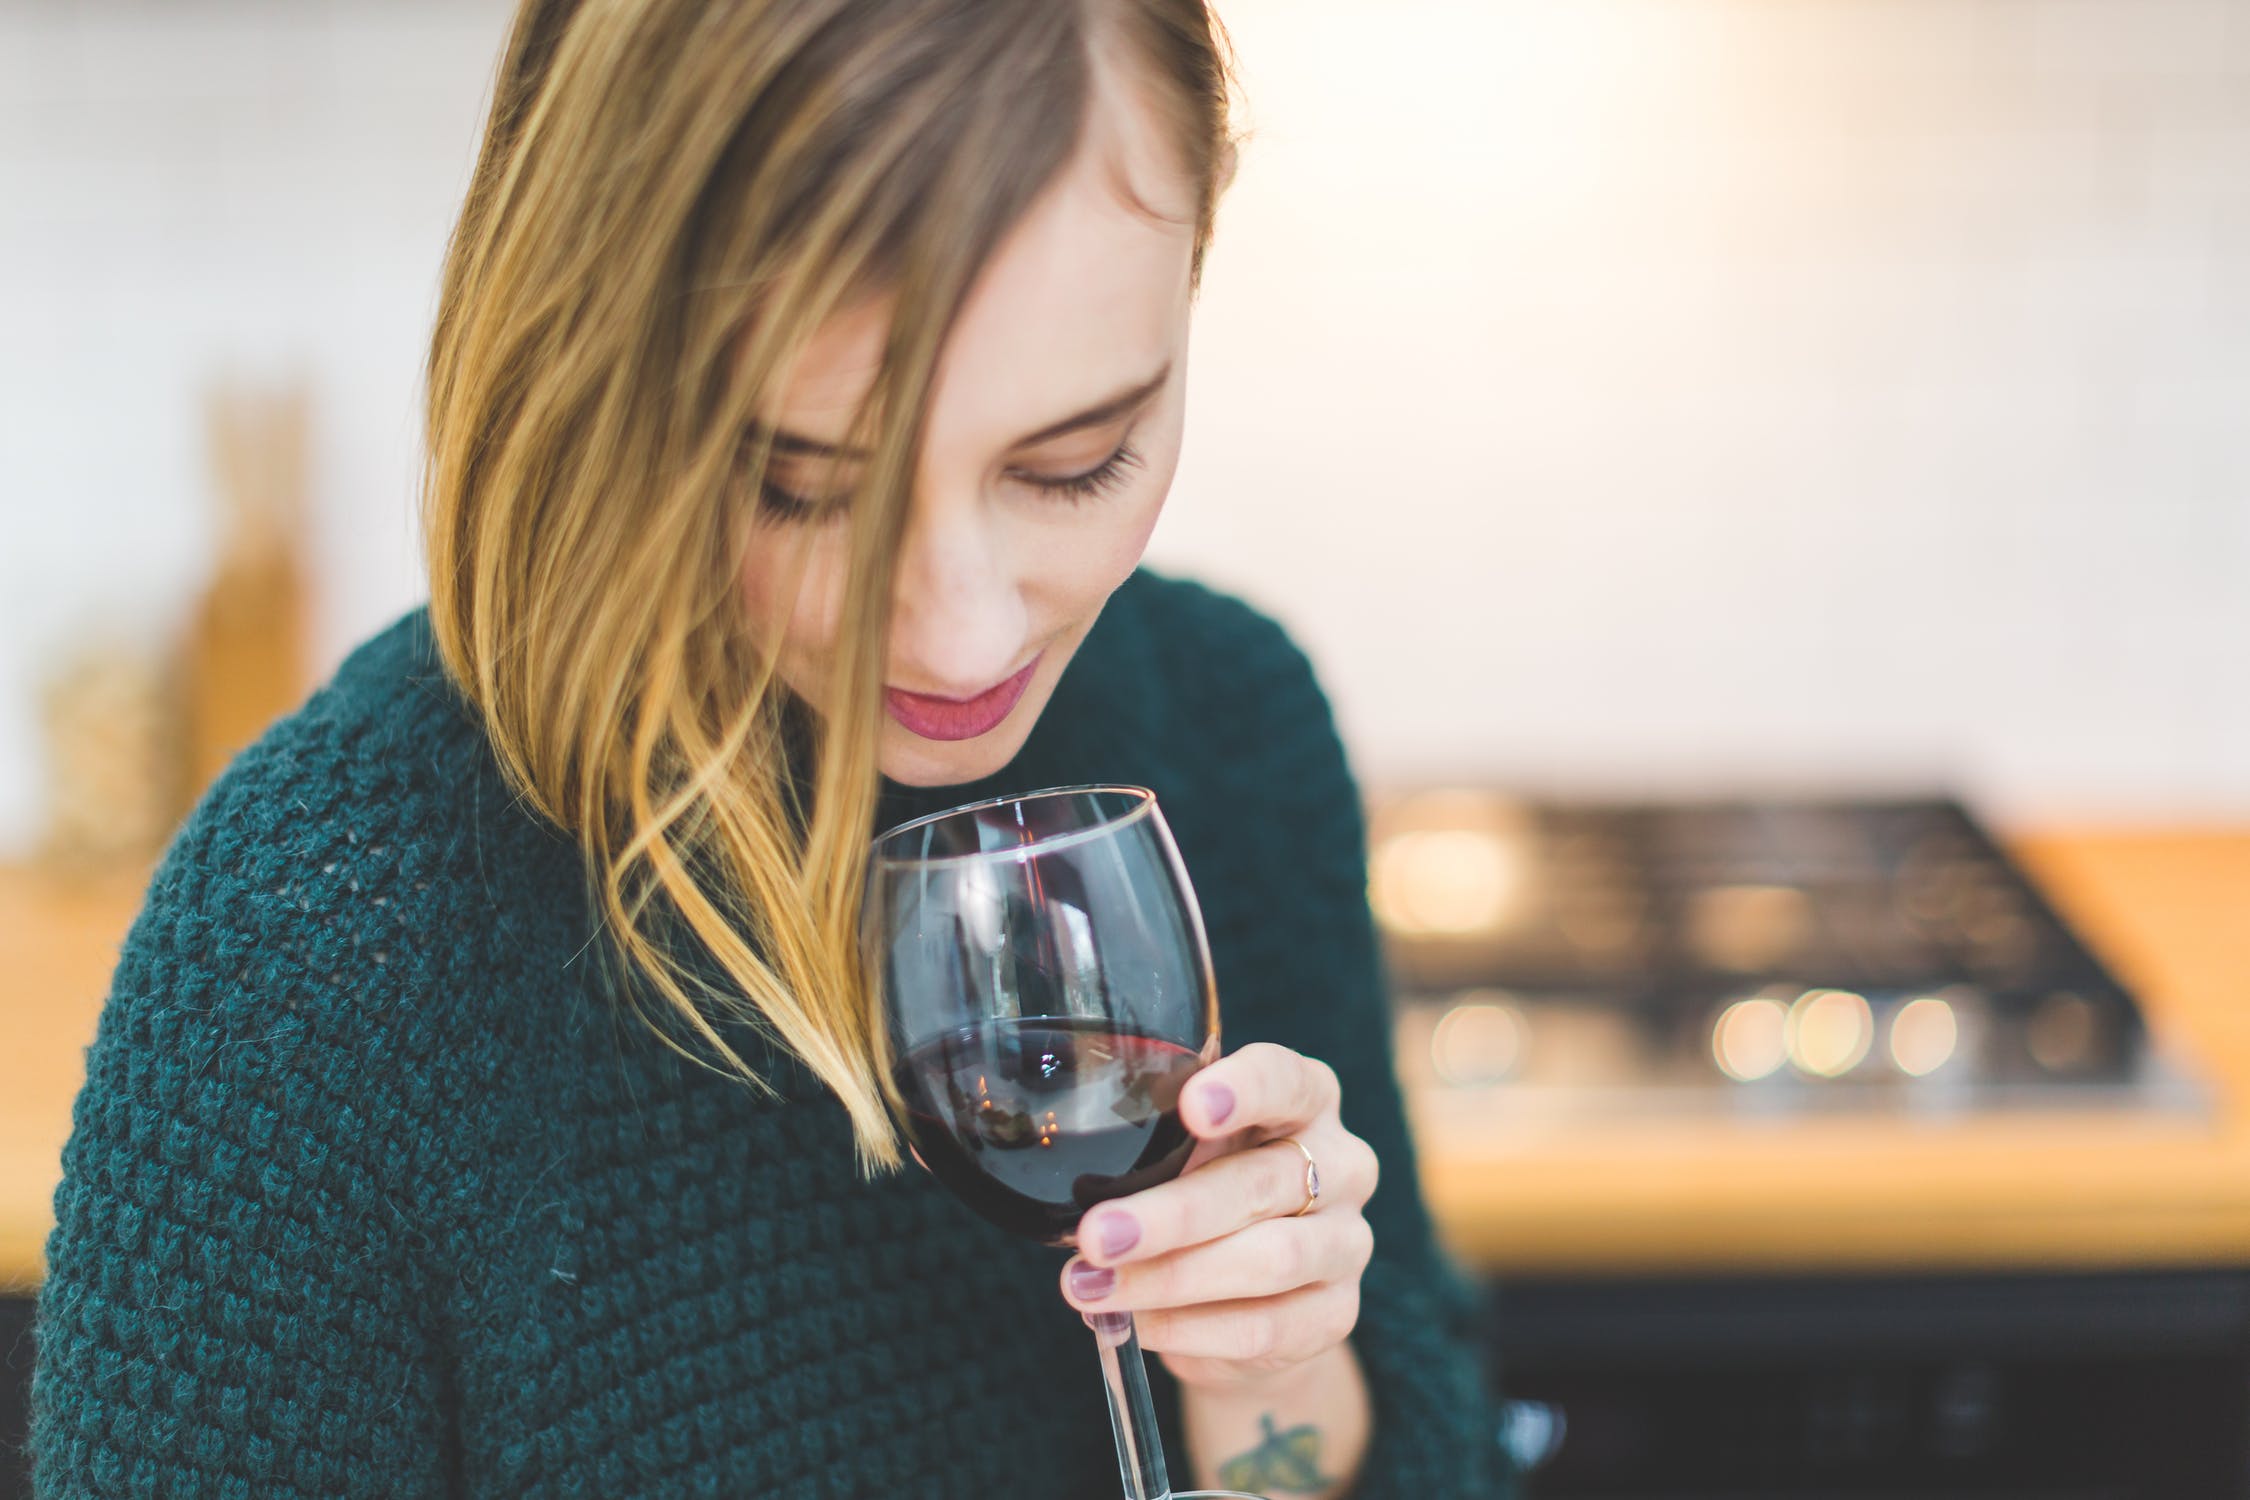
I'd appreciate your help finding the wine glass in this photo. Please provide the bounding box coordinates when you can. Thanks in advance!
[864,784,1262,1500]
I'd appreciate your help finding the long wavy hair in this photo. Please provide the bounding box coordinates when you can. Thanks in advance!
[421,0,1238,1167]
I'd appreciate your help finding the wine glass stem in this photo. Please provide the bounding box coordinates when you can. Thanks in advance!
[1092,1312,1171,1500]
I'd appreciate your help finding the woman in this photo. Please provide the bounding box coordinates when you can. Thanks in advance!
[33,1,1511,1495]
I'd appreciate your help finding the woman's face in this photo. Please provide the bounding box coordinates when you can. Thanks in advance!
[740,80,1201,789]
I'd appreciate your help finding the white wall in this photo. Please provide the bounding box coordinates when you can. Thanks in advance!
[1171,0,2250,820]
[1,1,511,850]
[2,0,2246,853]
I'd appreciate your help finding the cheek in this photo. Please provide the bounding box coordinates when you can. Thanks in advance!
[1031,426,1183,612]
[1019,493,1165,625]
[740,528,850,680]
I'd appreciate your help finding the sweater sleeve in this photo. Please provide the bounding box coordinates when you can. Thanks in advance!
[1191,605,1518,1500]
[31,766,450,1498]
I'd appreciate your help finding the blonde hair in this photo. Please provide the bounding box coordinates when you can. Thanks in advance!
[421,0,1237,1167]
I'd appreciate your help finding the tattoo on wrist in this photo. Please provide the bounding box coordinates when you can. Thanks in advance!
[1217,1412,1335,1495]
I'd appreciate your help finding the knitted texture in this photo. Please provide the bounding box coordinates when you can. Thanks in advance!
[33,567,1514,1498]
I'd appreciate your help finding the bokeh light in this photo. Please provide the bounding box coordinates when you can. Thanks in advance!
[1712,996,1790,1083]
[1787,989,1873,1078]
[1889,996,1960,1078]
[1431,994,1526,1086]
[1370,827,1526,937]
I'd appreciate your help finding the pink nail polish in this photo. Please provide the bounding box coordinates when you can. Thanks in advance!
[1095,1212,1140,1259]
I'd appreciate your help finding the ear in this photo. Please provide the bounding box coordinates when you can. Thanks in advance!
[1215,137,1240,196]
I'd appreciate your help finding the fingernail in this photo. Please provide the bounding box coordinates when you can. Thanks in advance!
[1068,1262,1115,1302]
[1094,1212,1140,1259]
[1202,1081,1236,1128]
[1090,1311,1131,1338]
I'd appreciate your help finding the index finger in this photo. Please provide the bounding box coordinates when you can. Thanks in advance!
[1180,1042,1339,1139]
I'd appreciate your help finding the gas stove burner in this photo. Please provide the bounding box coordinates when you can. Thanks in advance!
[1371,795,2204,1118]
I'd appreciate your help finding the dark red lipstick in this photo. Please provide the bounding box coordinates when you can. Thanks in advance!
[884,654,1042,741]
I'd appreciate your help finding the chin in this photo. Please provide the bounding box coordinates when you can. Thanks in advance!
[877,720,1034,790]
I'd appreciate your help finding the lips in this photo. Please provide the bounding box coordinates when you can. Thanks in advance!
[884,654,1043,742]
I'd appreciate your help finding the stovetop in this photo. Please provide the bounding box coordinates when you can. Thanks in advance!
[1370,794,2204,1119]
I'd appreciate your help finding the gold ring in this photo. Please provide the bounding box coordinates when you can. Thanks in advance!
[1274,1135,1321,1217]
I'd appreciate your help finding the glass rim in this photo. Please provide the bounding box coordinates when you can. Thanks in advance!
[869,782,1158,869]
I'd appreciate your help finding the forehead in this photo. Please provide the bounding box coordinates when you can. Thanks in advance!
[769,76,1199,450]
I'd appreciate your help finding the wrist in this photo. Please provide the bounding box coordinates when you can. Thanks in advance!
[1183,1336,1358,1406]
[1179,1340,1371,1500]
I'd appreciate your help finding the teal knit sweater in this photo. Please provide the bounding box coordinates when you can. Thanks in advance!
[32,568,1511,1498]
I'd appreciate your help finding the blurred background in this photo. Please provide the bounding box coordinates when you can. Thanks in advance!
[4,1,2248,1495]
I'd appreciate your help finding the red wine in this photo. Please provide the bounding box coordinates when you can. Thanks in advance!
[895,1017,1205,1244]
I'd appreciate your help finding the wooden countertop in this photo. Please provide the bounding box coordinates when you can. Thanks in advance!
[1,862,149,1291]
[1416,829,2250,1275]
[5,829,2248,1288]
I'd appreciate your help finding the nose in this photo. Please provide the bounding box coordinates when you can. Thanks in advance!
[886,496,1028,697]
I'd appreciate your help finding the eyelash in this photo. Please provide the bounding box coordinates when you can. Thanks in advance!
[753,440,1146,521]
[1028,440,1146,503]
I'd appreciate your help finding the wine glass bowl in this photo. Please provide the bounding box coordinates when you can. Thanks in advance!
[867,786,1221,1247]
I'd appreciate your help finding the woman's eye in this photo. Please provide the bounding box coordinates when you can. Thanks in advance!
[752,439,1147,521]
[1020,441,1145,503]
[757,479,839,522]
[750,454,854,522]
[737,434,835,523]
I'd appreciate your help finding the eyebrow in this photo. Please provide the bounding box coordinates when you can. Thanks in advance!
[761,362,1172,462]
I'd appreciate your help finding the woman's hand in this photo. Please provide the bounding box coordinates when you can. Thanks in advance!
[1058,1041,1379,1392]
